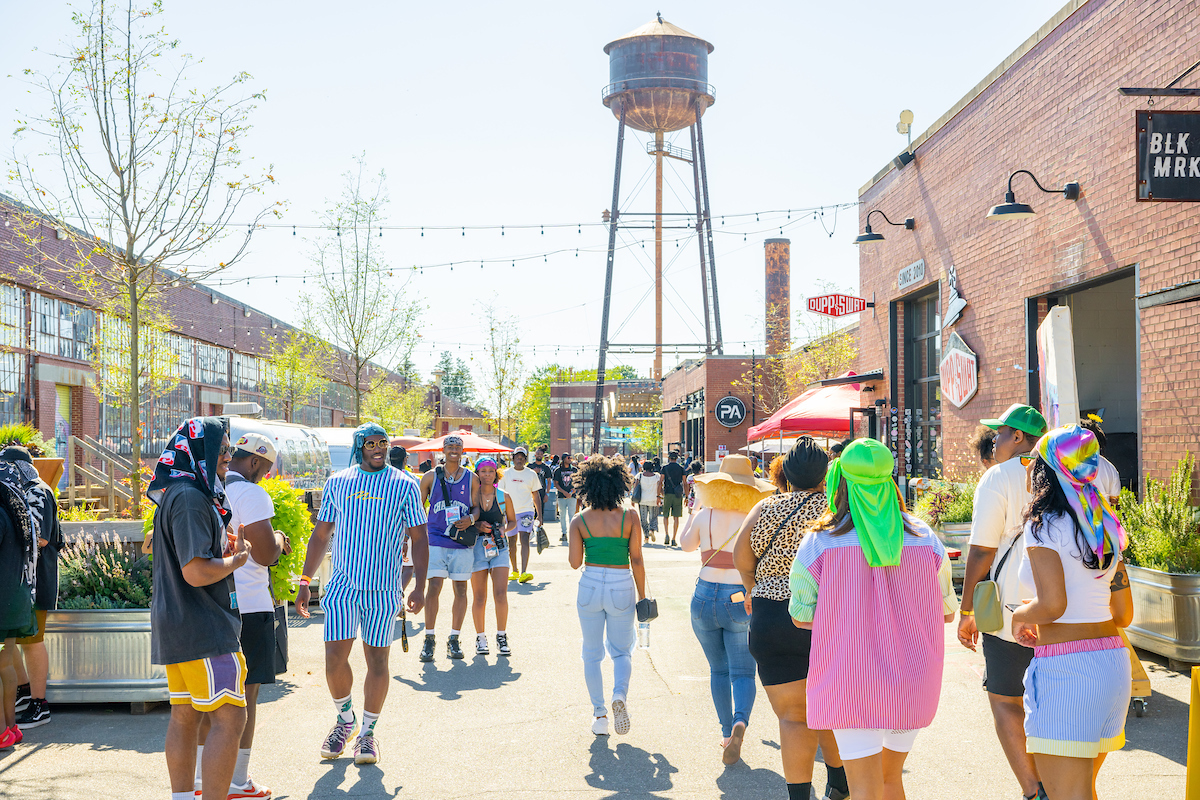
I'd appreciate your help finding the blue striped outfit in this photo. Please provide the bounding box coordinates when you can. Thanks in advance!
[318,465,426,647]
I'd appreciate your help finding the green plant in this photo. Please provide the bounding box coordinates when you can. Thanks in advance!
[0,423,54,458]
[58,532,152,609]
[260,477,312,603]
[914,481,976,527]
[1120,453,1200,574]
[60,504,104,522]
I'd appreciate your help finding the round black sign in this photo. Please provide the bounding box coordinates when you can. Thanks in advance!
[713,396,747,428]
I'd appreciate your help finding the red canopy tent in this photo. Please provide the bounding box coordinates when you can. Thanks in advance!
[746,371,863,442]
[409,429,511,453]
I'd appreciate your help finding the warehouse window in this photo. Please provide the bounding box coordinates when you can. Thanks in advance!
[905,289,942,479]
[33,294,94,362]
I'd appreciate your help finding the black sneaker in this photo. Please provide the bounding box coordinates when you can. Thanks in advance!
[14,684,30,715]
[419,634,435,662]
[496,633,511,656]
[17,699,49,730]
[560,534,568,544]
[447,635,464,660]
[475,634,489,655]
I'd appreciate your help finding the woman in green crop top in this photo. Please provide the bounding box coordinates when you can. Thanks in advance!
[568,455,646,737]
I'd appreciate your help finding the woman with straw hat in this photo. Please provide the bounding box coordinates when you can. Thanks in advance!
[679,455,774,764]
[790,438,958,800]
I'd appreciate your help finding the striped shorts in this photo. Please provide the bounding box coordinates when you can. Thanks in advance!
[166,652,247,711]
[1024,636,1132,758]
[320,576,401,648]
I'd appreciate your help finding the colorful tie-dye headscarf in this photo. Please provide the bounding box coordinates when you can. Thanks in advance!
[350,422,389,467]
[1034,425,1126,564]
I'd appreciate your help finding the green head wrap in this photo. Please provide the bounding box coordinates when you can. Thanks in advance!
[825,439,903,567]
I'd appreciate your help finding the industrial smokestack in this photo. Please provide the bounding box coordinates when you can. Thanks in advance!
[764,238,790,356]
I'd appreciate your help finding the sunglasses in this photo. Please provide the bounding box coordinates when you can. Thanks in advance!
[362,440,390,452]
[218,444,233,457]
[1018,454,1036,466]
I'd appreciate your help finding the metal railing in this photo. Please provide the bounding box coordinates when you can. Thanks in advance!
[646,139,692,162]
[601,78,715,103]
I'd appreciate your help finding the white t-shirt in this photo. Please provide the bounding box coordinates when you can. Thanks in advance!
[498,467,541,515]
[1017,512,1119,624]
[639,473,661,505]
[969,457,1031,642]
[1096,456,1121,500]
[226,471,277,614]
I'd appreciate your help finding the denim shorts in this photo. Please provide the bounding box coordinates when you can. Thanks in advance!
[473,534,509,573]
[427,544,475,581]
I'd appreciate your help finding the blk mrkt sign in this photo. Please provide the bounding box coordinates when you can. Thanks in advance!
[1137,111,1200,201]
[939,332,978,409]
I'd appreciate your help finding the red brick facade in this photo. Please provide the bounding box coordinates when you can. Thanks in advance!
[856,0,1200,489]
[661,355,771,465]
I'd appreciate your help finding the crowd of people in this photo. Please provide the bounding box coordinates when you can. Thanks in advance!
[0,404,1139,800]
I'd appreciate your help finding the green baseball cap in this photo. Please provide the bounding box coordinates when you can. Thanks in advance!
[980,403,1048,437]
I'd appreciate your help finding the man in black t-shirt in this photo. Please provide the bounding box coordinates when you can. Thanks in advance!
[660,451,687,547]
[530,448,554,521]
[551,453,576,544]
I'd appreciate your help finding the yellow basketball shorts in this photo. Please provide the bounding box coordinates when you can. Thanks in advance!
[166,651,247,711]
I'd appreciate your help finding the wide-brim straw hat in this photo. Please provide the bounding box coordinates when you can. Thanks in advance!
[695,454,775,493]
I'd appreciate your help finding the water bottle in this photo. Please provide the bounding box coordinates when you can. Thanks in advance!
[638,621,650,650]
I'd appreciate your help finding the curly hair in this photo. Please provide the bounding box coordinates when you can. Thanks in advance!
[1023,456,1105,570]
[969,425,997,466]
[573,455,632,511]
[1079,417,1107,454]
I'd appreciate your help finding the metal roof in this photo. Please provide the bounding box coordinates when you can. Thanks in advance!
[604,16,714,54]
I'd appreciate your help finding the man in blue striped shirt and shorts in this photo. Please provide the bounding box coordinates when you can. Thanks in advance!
[295,423,428,767]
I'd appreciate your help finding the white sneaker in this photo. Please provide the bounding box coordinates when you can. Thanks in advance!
[591,715,609,736]
[611,698,630,735]
[476,634,489,655]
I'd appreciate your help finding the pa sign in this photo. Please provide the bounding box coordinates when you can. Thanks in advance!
[713,396,747,428]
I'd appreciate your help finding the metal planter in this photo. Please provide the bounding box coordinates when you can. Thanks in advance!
[936,522,972,581]
[1125,565,1200,667]
[43,609,167,710]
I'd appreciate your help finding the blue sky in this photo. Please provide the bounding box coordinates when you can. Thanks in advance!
[1,0,1067,381]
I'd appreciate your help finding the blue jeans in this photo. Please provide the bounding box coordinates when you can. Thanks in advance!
[690,579,756,737]
[557,496,575,537]
[577,567,637,718]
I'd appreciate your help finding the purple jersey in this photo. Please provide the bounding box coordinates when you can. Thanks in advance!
[429,466,473,549]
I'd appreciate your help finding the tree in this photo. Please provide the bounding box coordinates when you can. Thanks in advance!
[361,381,433,437]
[516,364,640,450]
[630,419,662,457]
[91,305,182,431]
[433,350,476,406]
[264,329,334,422]
[478,302,524,443]
[9,1,278,513]
[300,156,422,421]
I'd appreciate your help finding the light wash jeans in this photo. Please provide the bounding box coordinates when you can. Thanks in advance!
[691,579,757,737]
[557,496,575,537]
[576,566,637,718]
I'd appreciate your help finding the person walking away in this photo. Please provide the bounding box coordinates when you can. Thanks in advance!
[685,460,704,514]
[1011,425,1133,800]
[471,458,517,655]
[0,457,38,752]
[680,455,772,764]
[733,438,846,800]
[193,434,288,798]
[790,439,958,800]
[295,423,429,766]
[530,448,554,527]
[637,461,662,544]
[417,435,479,662]
[660,452,687,546]
[959,403,1050,800]
[0,447,62,732]
[497,446,541,583]
[568,456,646,736]
[147,418,251,800]
[553,453,577,544]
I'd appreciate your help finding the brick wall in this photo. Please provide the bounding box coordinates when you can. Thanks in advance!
[662,355,771,463]
[857,0,1200,488]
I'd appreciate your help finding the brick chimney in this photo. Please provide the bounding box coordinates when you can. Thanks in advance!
[764,238,790,356]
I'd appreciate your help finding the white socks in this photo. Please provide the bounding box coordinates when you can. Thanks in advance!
[450,629,460,638]
[174,792,196,800]
[497,630,506,636]
[362,710,380,737]
[333,694,355,724]
[194,745,203,785]
[232,748,252,787]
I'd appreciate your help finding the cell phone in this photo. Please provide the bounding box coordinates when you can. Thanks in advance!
[730,591,746,603]
[1005,602,1021,612]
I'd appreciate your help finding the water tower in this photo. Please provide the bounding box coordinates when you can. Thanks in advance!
[591,14,722,453]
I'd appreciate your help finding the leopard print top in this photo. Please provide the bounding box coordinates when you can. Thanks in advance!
[749,491,827,601]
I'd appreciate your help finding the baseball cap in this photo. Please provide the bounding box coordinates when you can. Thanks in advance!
[233,432,277,464]
[980,404,1048,437]
[513,446,528,456]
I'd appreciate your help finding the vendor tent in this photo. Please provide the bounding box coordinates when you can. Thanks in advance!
[746,371,862,442]
[409,430,511,453]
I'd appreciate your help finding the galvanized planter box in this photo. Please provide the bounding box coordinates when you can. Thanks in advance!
[1125,564,1200,669]
[61,519,146,543]
[43,609,167,712]
[936,522,972,582]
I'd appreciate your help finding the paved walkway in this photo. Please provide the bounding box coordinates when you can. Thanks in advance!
[0,531,1190,798]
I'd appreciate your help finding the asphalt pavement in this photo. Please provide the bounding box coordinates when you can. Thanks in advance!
[0,518,1190,799]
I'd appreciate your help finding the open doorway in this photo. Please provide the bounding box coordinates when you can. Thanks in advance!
[1055,272,1138,489]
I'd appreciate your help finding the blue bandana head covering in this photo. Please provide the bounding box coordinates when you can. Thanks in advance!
[351,422,389,466]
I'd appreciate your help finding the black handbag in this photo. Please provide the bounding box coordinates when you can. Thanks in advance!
[436,467,478,547]
[636,597,658,622]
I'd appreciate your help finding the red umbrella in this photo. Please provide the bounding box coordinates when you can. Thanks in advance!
[409,429,511,453]
[746,372,862,442]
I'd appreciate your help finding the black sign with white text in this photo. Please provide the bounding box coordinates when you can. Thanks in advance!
[1137,111,1200,201]
[713,396,747,428]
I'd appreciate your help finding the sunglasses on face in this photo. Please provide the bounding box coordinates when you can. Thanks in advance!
[218,444,233,457]
[1018,454,1036,466]
[362,440,389,452]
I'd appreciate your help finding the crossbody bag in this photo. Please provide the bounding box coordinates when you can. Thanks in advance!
[972,531,1021,634]
[436,466,478,547]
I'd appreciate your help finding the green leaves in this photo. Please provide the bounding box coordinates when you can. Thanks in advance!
[260,477,312,603]
[1120,453,1200,574]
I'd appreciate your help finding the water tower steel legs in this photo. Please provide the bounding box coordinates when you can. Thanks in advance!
[695,108,723,354]
[690,123,713,354]
[592,107,626,454]
[654,131,664,381]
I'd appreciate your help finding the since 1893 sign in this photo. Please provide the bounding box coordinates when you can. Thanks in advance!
[938,332,978,409]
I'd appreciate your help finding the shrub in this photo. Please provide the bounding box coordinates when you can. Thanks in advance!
[914,481,976,528]
[1121,453,1200,574]
[0,423,54,458]
[58,532,152,609]
[259,477,311,603]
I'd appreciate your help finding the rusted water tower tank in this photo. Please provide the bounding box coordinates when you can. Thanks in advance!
[602,13,714,133]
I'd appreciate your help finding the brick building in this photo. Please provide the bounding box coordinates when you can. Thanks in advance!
[855,0,1200,489]
[0,194,394,468]
[661,354,772,467]
[548,380,659,456]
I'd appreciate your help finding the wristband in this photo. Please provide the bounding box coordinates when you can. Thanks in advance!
[299,574,312,584]
[960,610,974,616]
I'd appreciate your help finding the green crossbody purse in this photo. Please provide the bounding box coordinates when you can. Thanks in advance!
[972,533,1020,633]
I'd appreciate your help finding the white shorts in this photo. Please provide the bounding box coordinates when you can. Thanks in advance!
[831,728,920,760]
